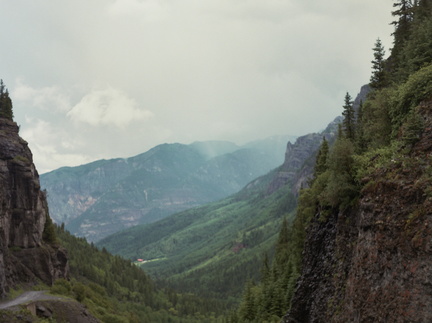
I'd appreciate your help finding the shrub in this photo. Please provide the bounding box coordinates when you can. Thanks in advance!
[391,63,432,135]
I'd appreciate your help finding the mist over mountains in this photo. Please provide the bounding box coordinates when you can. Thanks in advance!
[41,135,296,242]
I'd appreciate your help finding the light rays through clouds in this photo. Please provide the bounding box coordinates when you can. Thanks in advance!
[0,0,394,173]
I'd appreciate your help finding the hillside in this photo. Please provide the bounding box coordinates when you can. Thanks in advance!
[229,2,432,321]
[41,136,294,242]
[285,79,432,323]
[97,123,338,300]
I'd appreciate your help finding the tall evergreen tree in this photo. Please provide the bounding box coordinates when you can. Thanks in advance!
[370,38,387,90]
[0,80,14,120]
[392,0,415,49]
[390,0,415,79]
[355,100,367,152]
[417,0,432,18]
[342,92,355,140]
[313,137,329,181]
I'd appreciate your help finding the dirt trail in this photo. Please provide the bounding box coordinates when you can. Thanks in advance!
[0,291,64,309]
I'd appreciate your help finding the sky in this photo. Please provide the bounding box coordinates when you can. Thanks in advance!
[0,0,394,174]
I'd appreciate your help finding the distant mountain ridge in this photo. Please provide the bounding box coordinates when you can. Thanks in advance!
[41,136,295,242]
[97,122,339,299]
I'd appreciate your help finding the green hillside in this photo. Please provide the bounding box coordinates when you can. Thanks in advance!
[97,129,332,301]
[41,138,293,242]
[99,181,295,300]
[53,225,228,322]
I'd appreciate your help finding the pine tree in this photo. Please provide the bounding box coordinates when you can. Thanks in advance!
[313,137,329,180]
[389,0,415,80]
[417,0,432,19]
[342,92,355,140]
[0,80,14,120]
[238,280,257,321]
[370,38,387,89]
[355,100,367,152]
[392,0,415,51]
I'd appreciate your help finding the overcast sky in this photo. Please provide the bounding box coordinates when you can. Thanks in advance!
[0,0,394,173]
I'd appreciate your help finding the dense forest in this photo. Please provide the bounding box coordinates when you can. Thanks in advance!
[52,224,228,322]
[230,1,432,321]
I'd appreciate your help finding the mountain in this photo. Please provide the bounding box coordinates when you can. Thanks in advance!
[0,118,68,297]
[97,126,335,300]
[40,136,294,242]
[284,76,432,323]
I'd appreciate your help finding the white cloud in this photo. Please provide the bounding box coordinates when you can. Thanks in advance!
[67,87,153,128]
[13,80,71,112]
[107,0,170,21]
[20,117,92,173]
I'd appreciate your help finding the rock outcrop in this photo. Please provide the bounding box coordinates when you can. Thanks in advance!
[284,98,432,322]
[0,118,68,298]
[267,117,341,196]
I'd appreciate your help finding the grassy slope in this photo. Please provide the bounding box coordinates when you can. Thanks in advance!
[98,169,297,302]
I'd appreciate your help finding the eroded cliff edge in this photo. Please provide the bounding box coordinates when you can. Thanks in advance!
[284,98,432,322]
[0,118,68,298]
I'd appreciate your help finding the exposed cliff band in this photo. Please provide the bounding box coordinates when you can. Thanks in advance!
[0,99,68,298]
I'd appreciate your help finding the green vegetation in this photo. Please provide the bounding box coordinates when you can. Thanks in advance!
[370,38,387,90]
[54,225,227,322]
[41,139,290,242]
[98,172,298,304]
[342,92,356,140]
[232,2,432,321]
[0,79,13,120]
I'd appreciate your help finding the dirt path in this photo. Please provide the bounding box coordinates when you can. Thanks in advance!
[0,291,64,309]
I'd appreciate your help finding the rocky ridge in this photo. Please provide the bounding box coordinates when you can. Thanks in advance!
[0,118,68,298]
[41,138,291,242]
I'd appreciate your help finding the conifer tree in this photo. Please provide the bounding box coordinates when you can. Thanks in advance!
[355,100,367,152]
[313,137,329,180]
[238,280,257,321]
[390,0,415,79]
[370,38,387,90]
[392,0,415,50]
[417,0,432,18]
[0,80,14,120]
[342,92,355,140]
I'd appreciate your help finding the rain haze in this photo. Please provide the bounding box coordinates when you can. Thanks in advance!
[0,0,394,173]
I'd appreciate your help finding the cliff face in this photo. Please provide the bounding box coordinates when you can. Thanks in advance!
[284,98,432,322]
[0,119,68,298]
[267,117,341,196]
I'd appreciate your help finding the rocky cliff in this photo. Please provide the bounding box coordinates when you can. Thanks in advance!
[268,86,369,198]
[284,98,432,322]
[0,118,68,298]
[267,117,341,197]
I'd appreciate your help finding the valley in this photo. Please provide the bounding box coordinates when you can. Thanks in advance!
[40,136,294,242]
[1,2,431,322]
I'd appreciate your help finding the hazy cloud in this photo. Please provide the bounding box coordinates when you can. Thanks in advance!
[67,87,153,127]
[0,1,394,173]
[13,81,71,112]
